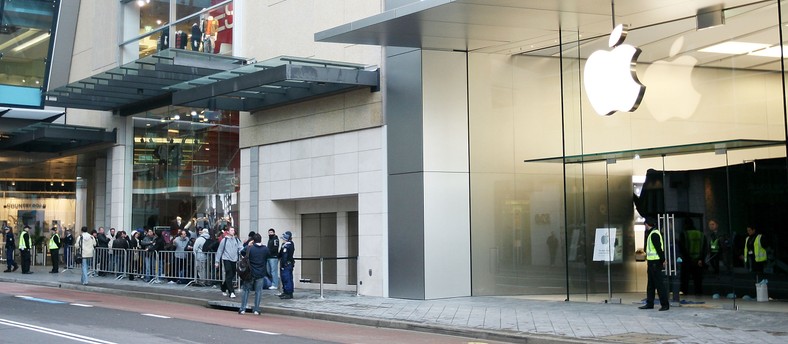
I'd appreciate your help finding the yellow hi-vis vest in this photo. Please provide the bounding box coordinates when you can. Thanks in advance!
[19,231,28,250]
[744,234,767,263]
[646,230,663,261]
[49,233,60,250]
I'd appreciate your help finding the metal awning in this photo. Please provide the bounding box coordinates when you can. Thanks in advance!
[314,0,770,54]
[45,50,379,114]
[523,139,786,164]
[0,122,117,153]
[45,49,250,115]
[168,56,379,112]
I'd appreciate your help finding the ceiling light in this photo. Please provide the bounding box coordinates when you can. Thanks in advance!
[11,181,15,186]
[749,46,788,58]
[61,182,65,187]
[11,33,51,53]
[167,129,179,134]
[173,114,180,120]
[50,181,54,186]
[699,42,770,55]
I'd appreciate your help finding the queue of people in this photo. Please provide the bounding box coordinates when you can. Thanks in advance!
[638,216,776,309]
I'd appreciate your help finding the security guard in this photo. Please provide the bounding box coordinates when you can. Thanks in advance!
[19,226,32,274]
[639,218,669,311]
[743,226,767,274]
[680,221,705,295]
[49,227,61,273]
[3,226,18,272]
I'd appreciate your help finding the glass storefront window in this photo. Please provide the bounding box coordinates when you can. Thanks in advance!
[0,0,57,106]
[469,0,788,302]
[121,0,233,59]
[131,106,239,236]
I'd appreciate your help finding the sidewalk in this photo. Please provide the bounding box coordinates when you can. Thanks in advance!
[2,265,787,344]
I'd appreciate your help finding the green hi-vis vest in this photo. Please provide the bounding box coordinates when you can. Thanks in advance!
[19,231,28,249]
[744,234,767,263]
[646,230,663,261]
[685,230,703,260]
[709,237,719,253]
[49,233,60,250]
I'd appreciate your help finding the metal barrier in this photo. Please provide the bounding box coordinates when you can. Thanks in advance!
[295,256,358,299]
[42,246,278,292]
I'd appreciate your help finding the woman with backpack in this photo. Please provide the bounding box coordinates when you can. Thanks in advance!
[214,227,242,298]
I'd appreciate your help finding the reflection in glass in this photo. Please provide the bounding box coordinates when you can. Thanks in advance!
[132,106,239,237]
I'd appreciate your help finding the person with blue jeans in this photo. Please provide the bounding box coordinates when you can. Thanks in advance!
[279,231,295,299]
[76,226,96,285]
[238,233,271,315]
[266,228,280,290]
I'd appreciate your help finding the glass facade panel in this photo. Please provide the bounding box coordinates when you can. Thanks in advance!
[122,0,233,59]
[470,0,788,301]
[0,0,56,106]
[131,106,239,237]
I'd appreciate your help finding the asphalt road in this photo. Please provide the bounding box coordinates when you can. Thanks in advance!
[0,283,503,344]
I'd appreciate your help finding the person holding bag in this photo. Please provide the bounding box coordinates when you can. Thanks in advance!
[75,226,96,285]
[238,233,271,315]
[214,227,242,298]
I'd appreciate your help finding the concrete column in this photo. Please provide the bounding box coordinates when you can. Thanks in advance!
[75,178,87,230]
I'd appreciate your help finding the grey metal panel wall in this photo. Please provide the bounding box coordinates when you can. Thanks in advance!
[388,172,425,299]
[250,146,259,232]
[386,0,420,10]
[386,49,423,175]
[386,47,426,299]
[48,0,80,90]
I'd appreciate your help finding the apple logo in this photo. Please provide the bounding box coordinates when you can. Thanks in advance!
[583,24,646,116]
[643,36,701,121]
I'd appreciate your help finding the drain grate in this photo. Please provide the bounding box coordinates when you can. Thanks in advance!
[595,332,681,343]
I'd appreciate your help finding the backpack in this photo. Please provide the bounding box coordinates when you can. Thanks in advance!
[202,238,218,252]
[237,249,252,281]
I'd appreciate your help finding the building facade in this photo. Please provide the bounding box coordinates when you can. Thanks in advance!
[1,0,786,302]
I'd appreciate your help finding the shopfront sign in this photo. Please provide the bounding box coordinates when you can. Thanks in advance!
[4,203,46,209]
[583,24,646,116]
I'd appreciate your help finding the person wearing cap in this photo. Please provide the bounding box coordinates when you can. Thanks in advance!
[48,227,62,273]
[3,226,18,272]
[193,228,211,286]
[19,225,32,274]
[639,218,669,311]
[278,230,296,299]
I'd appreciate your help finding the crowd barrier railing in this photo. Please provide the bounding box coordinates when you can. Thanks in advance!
[58,246,230,288]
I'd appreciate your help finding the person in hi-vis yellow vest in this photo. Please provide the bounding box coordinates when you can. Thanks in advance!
[639,218,669,311]
[18,225,32,274]
[49,227,62,273]
[742,226,768,274]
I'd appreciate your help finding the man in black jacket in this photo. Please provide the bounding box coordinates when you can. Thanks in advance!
[238,233,271,315]
[266,228,280,290]
[4,226,18,272]
[63,229,74,268]
[96,227,110,276]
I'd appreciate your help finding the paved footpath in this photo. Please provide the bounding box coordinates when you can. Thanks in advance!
[1,265,787,344]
